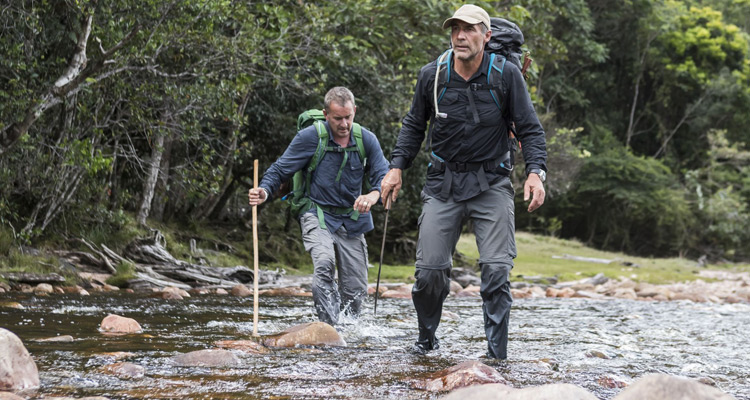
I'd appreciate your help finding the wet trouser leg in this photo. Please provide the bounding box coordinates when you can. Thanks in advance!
[412,268,451,349]
[301,213,368,325]
[480,263,512,359]
[335,228,369,318]
[413,191,464,349]
[301,213,340,325]
[469,178,516,359]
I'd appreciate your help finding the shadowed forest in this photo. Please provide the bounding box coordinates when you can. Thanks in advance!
[1,0,749,269]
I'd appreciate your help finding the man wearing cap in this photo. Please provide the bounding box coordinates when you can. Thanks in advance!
[380,5,547,359]
[249,87,389,325]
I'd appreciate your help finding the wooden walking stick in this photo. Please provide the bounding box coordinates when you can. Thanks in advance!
[252,159,260,337]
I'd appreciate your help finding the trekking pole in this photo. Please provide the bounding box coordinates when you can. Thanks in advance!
[252,159,260,337]
[373,193,392,315]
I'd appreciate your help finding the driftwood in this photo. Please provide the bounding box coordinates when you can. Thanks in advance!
[115,230,282,290]
[0,272,66,284]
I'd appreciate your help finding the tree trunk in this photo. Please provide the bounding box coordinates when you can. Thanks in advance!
[151,135,173,222]
[137,131,165,226]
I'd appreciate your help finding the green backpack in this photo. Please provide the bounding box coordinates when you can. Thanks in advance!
[283,109,370,229]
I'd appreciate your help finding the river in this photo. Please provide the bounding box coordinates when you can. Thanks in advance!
[1,291,749,399]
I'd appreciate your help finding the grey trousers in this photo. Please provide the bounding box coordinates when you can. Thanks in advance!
[300,213,369,325]
[412,178,516,359]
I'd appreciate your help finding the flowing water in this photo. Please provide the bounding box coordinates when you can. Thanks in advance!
[1,291,749,399]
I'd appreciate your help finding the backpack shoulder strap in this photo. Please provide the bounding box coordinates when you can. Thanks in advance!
[433,49,453,118]
[308,120,329,173]
[488,53,506,111]
[351,123,366,165]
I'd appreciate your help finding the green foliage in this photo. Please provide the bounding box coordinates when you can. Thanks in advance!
[105,260,137,288]
[0,0,749,265]
[559,147,696,255]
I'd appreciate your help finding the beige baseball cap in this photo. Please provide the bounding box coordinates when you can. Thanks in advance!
[442,4,491,30]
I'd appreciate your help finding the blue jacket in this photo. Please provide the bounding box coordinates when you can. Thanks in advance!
[260,121,389,237]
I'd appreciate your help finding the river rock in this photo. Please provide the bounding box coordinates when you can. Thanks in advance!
[0,392,26,400]
[0,302,24,309]
[613,373,736,400]
[367,284,388,295]
[0,328,40,390]
[163,286,190,298]
[215,288,229,295]
[34,283,54,295]
[231,284,252,297]
[411,361,508,392]
[263,322,346,348]
[101,362,145,379]
[33,335,74,342]
[449,280,463,294]
[214,339,271,354]
[172,349,240,368]
[260,287,310,297]
[456,285,481,297]
[99,314,142,334]
[439,382,598,400]
[381,284,413,299]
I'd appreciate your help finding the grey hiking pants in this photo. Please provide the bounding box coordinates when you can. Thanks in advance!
[300,213,369,325]
[412,178,516,359]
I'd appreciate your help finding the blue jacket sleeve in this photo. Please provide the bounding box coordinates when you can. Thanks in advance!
[259,127,319,200]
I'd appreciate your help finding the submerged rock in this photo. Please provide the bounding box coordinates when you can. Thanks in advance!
[0,392,27,400]
[100,362,145,379]
[172,349,240,368]
[411,360,508,392]
[263,322,346,348]
[0,328,40,390]
[33,335,74,342]
[214,339,271,354]
[613,373,736,400]
[440,382,598,400]
[99,314,142,334]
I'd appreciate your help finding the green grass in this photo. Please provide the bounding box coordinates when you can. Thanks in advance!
[105,260,138,288]
[363,232,750,284]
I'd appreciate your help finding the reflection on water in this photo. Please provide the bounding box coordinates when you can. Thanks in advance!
[1,292,749,399]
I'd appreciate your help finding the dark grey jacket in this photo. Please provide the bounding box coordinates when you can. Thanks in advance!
[391,51,547,202]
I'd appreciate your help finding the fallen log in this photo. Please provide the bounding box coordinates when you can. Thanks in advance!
[1,272,66,284]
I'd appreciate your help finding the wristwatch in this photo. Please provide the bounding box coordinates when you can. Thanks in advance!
[528,168,546,183]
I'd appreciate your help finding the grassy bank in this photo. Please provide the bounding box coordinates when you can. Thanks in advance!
[2,216,748,287]
[369,231,750,284]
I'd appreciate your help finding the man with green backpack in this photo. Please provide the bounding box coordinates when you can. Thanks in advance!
[248,87,389,325]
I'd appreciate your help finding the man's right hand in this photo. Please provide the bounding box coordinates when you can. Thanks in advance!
[248,188,267,206]
[380,168,403,207]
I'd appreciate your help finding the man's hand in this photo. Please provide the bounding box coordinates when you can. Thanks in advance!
[248,188,267,206]
[380,168,402,207]
[354,190,381,214]
[523,173,545,212]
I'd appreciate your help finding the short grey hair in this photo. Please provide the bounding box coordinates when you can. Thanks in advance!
[324,87,356,111]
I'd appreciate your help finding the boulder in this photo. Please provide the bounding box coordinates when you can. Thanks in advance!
[100,362,145,379]
[260,287,310,297]
[411,361,507,392]
[613,373,736,400]
[99,314,142,334]
[449,280,464,294]
[440,383,598,400]
[0,328,40,390]
[172,349,240,368]
[263,322,346,348]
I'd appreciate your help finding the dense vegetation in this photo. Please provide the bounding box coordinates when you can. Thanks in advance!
[1,0,749,268]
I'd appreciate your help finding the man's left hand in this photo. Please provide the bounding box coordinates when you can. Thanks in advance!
[354,190,380,214]
[524,174,546,212]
